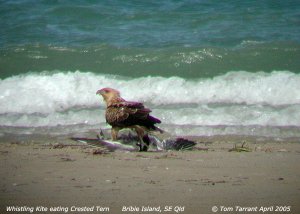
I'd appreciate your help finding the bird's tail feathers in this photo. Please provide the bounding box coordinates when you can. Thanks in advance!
[148,115,161,124]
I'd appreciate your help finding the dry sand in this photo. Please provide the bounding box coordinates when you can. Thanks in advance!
[0,136,300,214]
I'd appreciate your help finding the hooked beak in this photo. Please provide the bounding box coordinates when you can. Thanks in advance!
[96,89,102,95]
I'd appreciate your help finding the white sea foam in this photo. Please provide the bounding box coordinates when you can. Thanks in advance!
[0,104,299,128]
[0,70,299,113]
[0,70,300,130]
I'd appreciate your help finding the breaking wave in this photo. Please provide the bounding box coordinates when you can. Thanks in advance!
[0,70,300,129]
[1,70,300,112]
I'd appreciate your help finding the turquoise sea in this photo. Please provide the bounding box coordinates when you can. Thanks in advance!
[1,0,300,138]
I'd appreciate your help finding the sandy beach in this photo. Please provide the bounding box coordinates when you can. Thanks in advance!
[1,1,300,213]
[0,135,299,214]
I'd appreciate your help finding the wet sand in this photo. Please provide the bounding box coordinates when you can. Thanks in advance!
[0,135,300,214]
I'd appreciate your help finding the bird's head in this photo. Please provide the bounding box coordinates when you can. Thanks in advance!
[96,87,121,105]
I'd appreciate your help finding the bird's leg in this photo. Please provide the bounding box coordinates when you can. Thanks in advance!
[97,128,105,140]
[111,127,120,141]
[135,126,148,151]
[142,134,150,151]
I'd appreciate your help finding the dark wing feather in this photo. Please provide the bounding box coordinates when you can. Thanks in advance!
[106,101,160,129]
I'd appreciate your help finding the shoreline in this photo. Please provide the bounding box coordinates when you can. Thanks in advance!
[1,134,300,213]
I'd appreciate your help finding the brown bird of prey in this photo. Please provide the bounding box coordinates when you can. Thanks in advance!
[96,87,162,151]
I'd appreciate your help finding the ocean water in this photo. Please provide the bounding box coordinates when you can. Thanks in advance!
[1,0,300,139]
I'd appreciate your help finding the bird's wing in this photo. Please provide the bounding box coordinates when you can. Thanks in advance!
[106,101,151,125]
